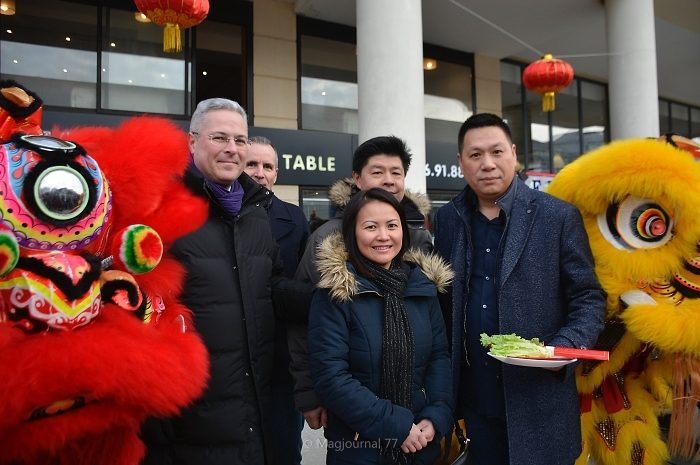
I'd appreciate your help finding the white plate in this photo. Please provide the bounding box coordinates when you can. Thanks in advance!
[488,352,577,368]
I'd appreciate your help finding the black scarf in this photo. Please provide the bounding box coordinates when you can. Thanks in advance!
[360,257,414,464]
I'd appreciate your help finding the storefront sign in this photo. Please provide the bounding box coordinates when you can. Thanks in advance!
[425,141,465,190]
[524,171,556,191]
[250,127,353,185]
[281,154,336,172]
[425,162,463,180]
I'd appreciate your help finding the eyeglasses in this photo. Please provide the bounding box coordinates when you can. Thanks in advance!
[191,132,250,147]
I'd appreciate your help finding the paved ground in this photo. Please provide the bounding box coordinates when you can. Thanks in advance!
[300,423,698,465]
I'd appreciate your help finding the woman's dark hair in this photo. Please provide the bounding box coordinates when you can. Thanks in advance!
[342,188,410,277]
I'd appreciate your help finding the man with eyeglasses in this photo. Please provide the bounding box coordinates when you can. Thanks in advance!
[141,98,312,465]
[243,136,309,465]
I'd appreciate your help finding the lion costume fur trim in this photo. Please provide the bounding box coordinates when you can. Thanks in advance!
[549,139,700,303]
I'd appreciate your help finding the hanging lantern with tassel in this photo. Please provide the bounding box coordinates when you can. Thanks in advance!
[522,54,574,112]
[134,0,209,53]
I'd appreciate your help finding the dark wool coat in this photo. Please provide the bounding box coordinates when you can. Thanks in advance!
[290,179,435,411]
[141,171,310,465]
[308,233,454,465]
[269,197,309,279]
[268,196,309,383]
[433,178,606,465]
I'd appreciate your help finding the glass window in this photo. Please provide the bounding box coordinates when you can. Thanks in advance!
[300,35,358,134]
[551,83,580,172]
[671,102,690,137]
[0,0,97,108]
[580,81,607,153]
[1,0,248,116]
[691,108,700,142]
[526,89,550,172]
[193,21,245,106]
[101,8,186,114]
[300,187,333,231]
[500,62,526,169]
[300,24,474,139]
[501,60,609,173]
[424,59,473,144]
[659,100,670,134]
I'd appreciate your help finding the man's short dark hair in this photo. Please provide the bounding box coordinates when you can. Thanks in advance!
[352,136,412,174]
[342,188,410,278]
[248,135,278,167]
[457,113,513,154]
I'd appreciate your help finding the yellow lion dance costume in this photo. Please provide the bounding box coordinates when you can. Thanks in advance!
[548,136,700,465]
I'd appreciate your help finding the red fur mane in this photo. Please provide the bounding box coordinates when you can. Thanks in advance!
[0,117,209,465]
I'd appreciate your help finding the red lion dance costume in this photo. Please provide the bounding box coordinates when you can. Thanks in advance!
[0,81,209,465]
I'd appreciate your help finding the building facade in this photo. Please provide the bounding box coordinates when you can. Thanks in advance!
[1,0,698,221]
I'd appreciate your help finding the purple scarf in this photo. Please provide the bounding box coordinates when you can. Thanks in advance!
[206,178,244,216]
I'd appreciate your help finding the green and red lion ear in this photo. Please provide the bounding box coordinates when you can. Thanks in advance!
[0,228,19,277]
[111,224,163,275]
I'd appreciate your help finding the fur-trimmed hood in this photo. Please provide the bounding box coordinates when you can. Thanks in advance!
[327,177,432,218]
[327,178,356,210]
[316,232,452,302]
[404,189,432,218]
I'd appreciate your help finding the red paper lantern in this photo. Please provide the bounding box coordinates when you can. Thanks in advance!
[134,0,209,53]
[522,54,574,112]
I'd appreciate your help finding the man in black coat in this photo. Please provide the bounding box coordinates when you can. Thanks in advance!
[244,136,309,465]
[141,99,311,465]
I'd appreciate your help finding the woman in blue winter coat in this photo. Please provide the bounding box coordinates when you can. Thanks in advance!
[308,188,454,465]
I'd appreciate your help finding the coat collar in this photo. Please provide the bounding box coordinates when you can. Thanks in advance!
[450,177,538,287]
[268,197,298,239]
[495,177,517,216]
[185,166,272,211]
[316,232,453,302]
[499,179,538,286]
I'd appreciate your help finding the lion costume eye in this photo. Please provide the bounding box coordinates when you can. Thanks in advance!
[8,134,103,228]
[597,197,673,250]
[34,166,90,221]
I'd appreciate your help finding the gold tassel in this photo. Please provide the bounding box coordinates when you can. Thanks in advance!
[668,354,700,460]
[163,23,182,53]
[542,92,556,112]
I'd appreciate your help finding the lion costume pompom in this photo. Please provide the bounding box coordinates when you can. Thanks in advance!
[0,80,209,465]
[548,136,700,465]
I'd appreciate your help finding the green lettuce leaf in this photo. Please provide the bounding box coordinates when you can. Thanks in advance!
[480,333,550,358]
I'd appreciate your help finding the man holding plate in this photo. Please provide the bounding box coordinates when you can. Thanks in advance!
[433,113,605,465]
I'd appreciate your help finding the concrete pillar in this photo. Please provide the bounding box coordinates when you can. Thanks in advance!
[253,0,298,129]
[474,54,502,116]
[356,0,426,192]
[606,0,659,139]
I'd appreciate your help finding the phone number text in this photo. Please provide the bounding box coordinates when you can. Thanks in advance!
[425,163,463,178]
